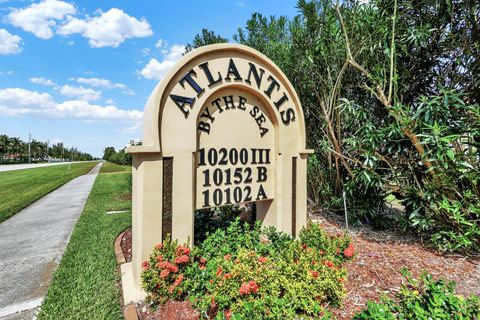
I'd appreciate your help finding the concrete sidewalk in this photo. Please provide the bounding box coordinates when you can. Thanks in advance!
[0,163,102,319]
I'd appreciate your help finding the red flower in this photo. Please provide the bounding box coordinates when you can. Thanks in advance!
[319,250,325,255]
[168,285,174,293]
[343,243,354,258]
[176,245,190,256]
[142,261,149,270]
[216,267,223,277]
[211,296,216,308]
[323,260,334,268]
[248,280,259,293]
[258,256,267,264]
[174,274,184,286]
[309,270,319,278]
[224,309,232,320]
[239,281,259,295]
[224,273,233,280]
[160,269,170,278]
[199,257,207,264]
[155,243,163,250]
[302,244,307,250]
[156,255,163,262]
[224,254,232,261]
[239,283,250,295]
[175,255,189,264]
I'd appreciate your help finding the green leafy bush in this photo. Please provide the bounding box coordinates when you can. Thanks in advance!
[354,270,480,320]
[142,219,353,319]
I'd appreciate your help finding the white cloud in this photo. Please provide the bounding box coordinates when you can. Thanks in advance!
[0,88,55,109]
[0,70,14,76]
[57,8,153,48]
[30,77,56,86]
[59,85,102,101]
[0,29,22,55]
[155,39,163,48]
[236,1,246,7]
[74,77,134,95]
[140,44,185,81]
[7,0,76,39]
[0,87,142,120]
[55,100,142,120]
[105,98,115,104]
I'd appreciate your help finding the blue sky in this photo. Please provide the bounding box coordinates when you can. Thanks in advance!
[0,0,298,157]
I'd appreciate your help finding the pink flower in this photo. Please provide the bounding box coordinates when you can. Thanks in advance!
[224,273,233,280]
[224,254,232,261]
[142,261,149,270]
[239,283,250,295]
[225,309,232,320]
[175,255,189,264]
[155,243,163,250]
[258,256,267,264]
[309,270,319,278]
[176,245,190,256]
[323,260,334,268]
[156,255,163,262]
[239,281,259,295]
[216,267,223,277]
[248,280,259,293]
[160,269,170,278]
[173,274,184,286]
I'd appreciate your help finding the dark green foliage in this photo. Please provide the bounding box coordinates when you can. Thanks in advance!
[103,147,132,165]
[185,28,227,52]
[354,270,480,319]
[231,0,480,251]
[193,205,252,244]
[102,146,115,161]
[0,133,94,163]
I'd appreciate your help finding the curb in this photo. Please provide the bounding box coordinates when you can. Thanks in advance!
[114,229,139,320]
[114,230,127,265]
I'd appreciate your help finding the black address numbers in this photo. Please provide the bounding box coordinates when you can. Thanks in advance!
[197,147,271,208]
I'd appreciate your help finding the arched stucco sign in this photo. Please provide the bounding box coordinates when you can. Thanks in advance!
[126,43,312,294]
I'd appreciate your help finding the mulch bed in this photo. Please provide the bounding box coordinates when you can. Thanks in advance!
[120,213,480,319]
[120,227,132,263]
[311,210,480,319]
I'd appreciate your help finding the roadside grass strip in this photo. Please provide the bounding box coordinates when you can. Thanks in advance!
[0,162,98,223]
[100,161,132,174]
[37,167,132,319]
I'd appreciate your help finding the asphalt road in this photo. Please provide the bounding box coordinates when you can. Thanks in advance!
[0,162,87,173]
[0,163,102,319]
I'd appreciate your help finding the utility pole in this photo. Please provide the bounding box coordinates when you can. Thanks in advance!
[46,139,49,162]
[28,132,32,164]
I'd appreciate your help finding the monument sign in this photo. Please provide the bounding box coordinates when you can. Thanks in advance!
[126,43,312,293]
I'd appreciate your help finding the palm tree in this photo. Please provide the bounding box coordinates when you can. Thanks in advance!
[0,134,9,159]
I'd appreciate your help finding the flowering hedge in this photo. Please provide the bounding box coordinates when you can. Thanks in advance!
[141,219,354,319]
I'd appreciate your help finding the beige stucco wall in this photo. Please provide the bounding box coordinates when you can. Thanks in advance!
[127,43,312,292]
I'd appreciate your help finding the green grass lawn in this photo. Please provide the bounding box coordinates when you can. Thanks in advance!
[37,166,131,320]
[0,162,98,223]
[100,161,132,173]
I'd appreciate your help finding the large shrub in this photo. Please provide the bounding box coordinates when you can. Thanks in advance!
[354,270,480,319]
[141,219,354,319]
[232,0,480,251]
